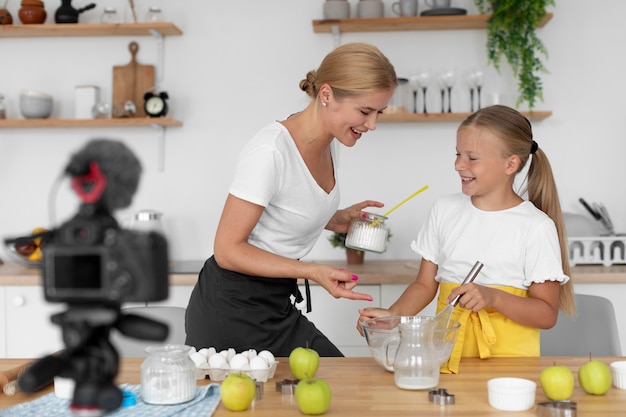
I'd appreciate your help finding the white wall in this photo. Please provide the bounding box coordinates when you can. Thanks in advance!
[1,0,625,265]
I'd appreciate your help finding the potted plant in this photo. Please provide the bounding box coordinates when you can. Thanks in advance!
[328,231,392,265]
[474,0,554,109]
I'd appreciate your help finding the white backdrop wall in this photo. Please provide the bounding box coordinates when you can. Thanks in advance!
[1,0,625,265]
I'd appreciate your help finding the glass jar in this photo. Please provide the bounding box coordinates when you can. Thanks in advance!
[100,7,119,24]
[0,93,6,119]
[388,77,409,113]
[141,345,197,404]
[345,212,389,253]
[145,6,163,22]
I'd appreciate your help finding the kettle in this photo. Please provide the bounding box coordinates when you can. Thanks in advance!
[54,0,96,24]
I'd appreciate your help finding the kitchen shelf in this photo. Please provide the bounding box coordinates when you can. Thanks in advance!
[379,111,552,123]
[312,13,552,33]
[0,22,182,38]
[0,118,183,128]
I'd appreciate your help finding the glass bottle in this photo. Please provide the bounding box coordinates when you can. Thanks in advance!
[100,7,119,24]
[141,345,197,404]
[0,93,6,119]
[145,6,163,22]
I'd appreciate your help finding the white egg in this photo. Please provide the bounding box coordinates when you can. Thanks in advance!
[247,349,258,358]
[206,347,217,357]
[258,350,275,364]
[198,348,211,359]
[229,353,249,370]
[187,346,197,356]
[189,352,208,367]
[208,353,228,368]
[250,356,270,370]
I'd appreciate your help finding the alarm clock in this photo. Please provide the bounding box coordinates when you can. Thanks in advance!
[143,91,169,117]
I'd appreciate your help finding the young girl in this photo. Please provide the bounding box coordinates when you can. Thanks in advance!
[358,105,575,372]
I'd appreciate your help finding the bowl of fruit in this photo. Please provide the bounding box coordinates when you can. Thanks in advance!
[3,227,49,267]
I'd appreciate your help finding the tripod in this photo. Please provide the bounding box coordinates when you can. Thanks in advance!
[18,305,168,415]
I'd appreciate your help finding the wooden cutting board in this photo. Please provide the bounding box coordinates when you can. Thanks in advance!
[112,41,155,118]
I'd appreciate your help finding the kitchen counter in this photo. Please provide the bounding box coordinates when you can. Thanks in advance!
[1,356,625,415]
[3,259,626,286]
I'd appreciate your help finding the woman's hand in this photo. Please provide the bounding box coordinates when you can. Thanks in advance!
[325,200,384,233]
[311,264,374,302]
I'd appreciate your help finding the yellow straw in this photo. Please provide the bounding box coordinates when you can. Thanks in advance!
[369,185,429,228]
[382,185,429,217]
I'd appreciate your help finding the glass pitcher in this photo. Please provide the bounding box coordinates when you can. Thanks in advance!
[383,316,440,390]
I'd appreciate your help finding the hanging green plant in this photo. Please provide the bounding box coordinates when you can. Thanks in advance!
[474,0,554,109]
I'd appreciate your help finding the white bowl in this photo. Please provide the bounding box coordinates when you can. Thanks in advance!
[20,89,53,119]
[487,377,536,411]
[611,361,626,389]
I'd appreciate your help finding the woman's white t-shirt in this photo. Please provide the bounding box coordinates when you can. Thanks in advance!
[411,193,569,289]
[229,121,340,260]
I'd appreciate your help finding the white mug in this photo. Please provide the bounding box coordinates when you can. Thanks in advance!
[357,0,384,18]
[392,0,418,17]
[425,0,451,9]
[323,0,350,19]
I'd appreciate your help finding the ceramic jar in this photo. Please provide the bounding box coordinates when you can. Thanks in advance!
[0,8,13,25]
[19,0,47,24]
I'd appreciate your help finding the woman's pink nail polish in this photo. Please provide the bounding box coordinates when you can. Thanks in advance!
[352,274,359,281]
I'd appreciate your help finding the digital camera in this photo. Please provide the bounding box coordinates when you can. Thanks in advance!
[42,204,168,304]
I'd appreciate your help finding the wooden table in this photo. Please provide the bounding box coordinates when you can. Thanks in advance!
[1,356,625,415]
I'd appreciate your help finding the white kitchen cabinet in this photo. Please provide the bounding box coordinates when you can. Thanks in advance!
[148,285,194,308]
[4,286,65,358]
[297,284,380,357]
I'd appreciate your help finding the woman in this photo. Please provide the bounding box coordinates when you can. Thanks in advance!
[358,105,575,372]
[186,43,398,357]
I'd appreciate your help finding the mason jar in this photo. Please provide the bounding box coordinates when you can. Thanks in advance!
[100,8,119,23]
[141,345,197,404]
[345,212,389,253]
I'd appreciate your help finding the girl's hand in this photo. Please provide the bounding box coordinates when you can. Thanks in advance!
[355,307,392,336]
[447,283,494,312]
[326,200,384,233]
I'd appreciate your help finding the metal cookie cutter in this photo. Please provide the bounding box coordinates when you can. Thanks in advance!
[536,400,577,417]
[276,379,299,395]
[428,388,455,405]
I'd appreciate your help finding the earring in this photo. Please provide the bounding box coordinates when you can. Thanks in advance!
[321,101,327,107]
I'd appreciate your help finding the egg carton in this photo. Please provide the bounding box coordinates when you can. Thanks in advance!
[568,236,626,266]
[197,361,279,383]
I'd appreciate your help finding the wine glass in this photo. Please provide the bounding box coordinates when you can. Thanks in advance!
[408,72,421,114]
[439,68,456,113]
[474,68,484,110]
[414,68,431,114]
[437,71,447,113]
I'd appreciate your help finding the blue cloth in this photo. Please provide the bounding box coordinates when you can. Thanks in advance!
[0,383,220,417]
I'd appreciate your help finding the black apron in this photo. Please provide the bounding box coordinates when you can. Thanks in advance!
[185,256,343,357]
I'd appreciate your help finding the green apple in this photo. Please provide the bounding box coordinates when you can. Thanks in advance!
[578,359,612,395]
[540,365,574,400]
[295,378,332,415]
[289,347,320,380]
[220,372,256,411]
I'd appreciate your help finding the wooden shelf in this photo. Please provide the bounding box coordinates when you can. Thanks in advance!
[0,22,182,38]
[379,111,552,123]
[312,13,552,33]
[0,118,183,128]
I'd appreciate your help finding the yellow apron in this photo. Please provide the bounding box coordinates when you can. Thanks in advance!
[438,282,539,374]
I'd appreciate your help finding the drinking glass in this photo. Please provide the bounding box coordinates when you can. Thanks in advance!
[413,69,431,114]
[408,72,421,113]
[439,68,456,113]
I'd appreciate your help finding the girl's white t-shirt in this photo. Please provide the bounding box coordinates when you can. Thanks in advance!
[229,121,340,260]
[412,193,569,289]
